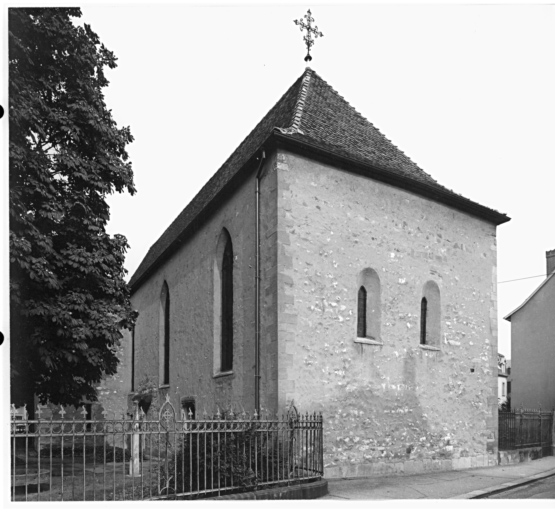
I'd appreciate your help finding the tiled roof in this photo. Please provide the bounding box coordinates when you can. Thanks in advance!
[282,70,439,186]
[129,68,509,291]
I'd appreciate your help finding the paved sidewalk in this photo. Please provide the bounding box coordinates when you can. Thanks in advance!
[319,456,555,499]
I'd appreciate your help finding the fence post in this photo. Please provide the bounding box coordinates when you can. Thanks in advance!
[518,406,523,449]
[539,406,542,451]
[130,400,141,477]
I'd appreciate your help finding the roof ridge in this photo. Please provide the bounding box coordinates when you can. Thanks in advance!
[276,67,312,135]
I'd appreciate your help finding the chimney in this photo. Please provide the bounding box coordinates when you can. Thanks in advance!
[547,249,555,276]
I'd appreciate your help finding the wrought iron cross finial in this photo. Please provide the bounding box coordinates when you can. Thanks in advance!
[294,9,323,62]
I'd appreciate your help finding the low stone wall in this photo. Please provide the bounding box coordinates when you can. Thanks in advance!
[325,453,497,479]
[207,479,328,500]
[498,447,549,465]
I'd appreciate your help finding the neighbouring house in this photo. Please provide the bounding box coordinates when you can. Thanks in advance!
[506,359,512,405]
[96,68,509,477]
[504,249,555,411]
[497,353,508,406]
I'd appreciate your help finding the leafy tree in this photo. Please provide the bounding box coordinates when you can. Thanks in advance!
[9,8,137,408]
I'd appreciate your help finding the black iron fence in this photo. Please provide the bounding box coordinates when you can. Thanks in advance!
[498,408,553,454]
[10,399,323,501]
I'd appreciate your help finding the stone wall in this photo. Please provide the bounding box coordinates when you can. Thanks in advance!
[275,150,500,478]
[125,155,278,419]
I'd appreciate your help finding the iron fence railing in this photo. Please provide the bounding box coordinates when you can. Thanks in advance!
[10,398,323,501]
[498,408,553,453]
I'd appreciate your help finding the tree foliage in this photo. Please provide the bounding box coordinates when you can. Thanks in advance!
[9,8,137,407]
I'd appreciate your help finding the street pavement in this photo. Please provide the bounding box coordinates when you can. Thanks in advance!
[318,456,555,499]
[486,474,555,499]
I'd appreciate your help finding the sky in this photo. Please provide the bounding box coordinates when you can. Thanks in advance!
[3,1,555,362]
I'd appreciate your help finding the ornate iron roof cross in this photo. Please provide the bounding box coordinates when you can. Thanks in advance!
[294,9,323,62]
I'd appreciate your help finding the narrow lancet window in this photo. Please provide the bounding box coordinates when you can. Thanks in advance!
[356,268,381,341]
[160,282,170,385]
[221,238,233,371]
[420,297,428,345]
[357,286,367,338]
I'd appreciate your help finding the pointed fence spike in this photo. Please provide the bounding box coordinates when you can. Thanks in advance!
[203,406,208,419]
[254,409,258,420]
[188,408,193,420]
[80,406,88,418]
[59,405,66,418]
[36,405,42,419]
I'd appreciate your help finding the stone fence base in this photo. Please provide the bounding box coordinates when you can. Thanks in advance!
[498,446,552,465]
[324,454,497,479]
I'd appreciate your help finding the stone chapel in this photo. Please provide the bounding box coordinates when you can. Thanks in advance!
[97,68,510,477]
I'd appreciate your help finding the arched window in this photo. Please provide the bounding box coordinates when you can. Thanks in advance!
[159,282,170,385]
[214,229,234,374]
[356,268,381,341]
[221,237,233,372]
[357,286,367,337]
[420,280,440,347]
[420,297,428,345]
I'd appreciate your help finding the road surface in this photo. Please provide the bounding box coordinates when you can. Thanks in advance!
[486,475,555,499]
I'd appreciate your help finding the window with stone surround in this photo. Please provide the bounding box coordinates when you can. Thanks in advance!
[357,286,367,337]
[159,281,170,386]
[356,268,381,343]
[213,228,234,375]
[420,280,440,347]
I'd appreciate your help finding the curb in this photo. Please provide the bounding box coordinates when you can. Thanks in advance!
[452,468,555,499]
[207,479,328,500]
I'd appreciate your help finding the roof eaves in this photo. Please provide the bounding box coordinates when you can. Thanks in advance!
[504,271,555,321]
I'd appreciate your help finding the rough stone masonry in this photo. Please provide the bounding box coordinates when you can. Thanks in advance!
[275,151,499,478]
